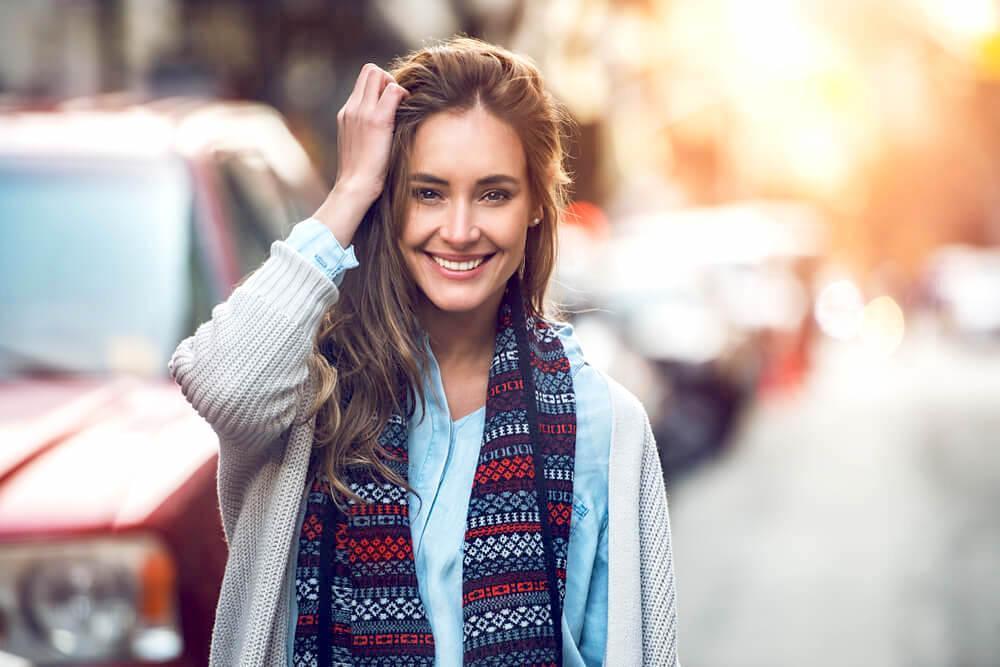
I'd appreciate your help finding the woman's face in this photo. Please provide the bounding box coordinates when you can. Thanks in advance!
[398,106,537,317]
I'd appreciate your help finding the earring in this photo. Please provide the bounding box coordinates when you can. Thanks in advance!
[530,217,541,227]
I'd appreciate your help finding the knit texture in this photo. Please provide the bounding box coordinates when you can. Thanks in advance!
[167,238,681,666]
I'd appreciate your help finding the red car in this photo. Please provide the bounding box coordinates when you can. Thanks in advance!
[0,97,326,665]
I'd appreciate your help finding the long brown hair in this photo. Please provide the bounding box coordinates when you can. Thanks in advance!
[305,35,576,511]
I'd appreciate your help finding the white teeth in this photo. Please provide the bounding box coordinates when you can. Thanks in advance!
[432,255,486,271]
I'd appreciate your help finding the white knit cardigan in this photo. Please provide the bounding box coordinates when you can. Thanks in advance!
[168,239,681,666]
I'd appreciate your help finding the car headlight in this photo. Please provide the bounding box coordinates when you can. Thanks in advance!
[23,558,137,658]
[0,534,182,664]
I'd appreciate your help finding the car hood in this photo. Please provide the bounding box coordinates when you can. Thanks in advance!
[0,376,218,539]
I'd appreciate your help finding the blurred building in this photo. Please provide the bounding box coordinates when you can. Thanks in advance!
[5,0,1000,286]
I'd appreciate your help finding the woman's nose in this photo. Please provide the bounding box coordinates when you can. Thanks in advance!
[439,201,481,244]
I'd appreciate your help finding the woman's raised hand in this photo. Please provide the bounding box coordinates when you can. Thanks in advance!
[313,63,409,248]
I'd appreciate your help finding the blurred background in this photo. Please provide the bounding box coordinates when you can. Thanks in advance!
[1,0,999,665]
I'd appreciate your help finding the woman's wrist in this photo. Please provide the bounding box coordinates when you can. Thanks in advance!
[311,184,376,248]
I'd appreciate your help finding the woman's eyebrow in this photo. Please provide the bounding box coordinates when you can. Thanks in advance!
[409,173,520,186]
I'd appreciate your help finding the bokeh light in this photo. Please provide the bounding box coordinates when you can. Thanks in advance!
[814,279,865,340]
[859,295,906,356]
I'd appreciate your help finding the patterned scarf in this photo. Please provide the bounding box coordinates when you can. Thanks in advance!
[292,276,578,666]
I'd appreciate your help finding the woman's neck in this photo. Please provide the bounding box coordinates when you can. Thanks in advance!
[417,290,503,371]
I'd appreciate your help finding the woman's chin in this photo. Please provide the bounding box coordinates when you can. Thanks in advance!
[421,291,489,314]
[416,278,508,315]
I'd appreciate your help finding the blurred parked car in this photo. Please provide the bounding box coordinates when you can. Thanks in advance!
[0,96,325,665]
[564,201,826,480]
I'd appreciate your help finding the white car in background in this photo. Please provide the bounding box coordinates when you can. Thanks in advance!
[563,200,827,479]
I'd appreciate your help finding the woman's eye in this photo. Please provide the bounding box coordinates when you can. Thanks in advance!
[483,189,511,202]
[412,188,440,202]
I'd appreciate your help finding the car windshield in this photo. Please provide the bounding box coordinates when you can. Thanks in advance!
[0,155,194,379]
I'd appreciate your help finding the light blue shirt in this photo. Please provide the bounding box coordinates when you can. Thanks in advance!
[284,218,609,666]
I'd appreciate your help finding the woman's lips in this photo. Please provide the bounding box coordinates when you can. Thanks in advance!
[425,251,496,280]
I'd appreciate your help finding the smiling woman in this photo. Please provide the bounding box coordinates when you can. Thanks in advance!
[307,36,572,522]
[168,35,680,667]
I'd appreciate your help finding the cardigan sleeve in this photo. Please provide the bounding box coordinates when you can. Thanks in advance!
[602,373,681,666]
[167,229,343,453]
[638,413,681,666]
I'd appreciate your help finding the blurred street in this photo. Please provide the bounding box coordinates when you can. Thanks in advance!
[671,318,1000,667]
[5,1,1000,664]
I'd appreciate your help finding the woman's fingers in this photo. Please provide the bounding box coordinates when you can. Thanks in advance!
[361,64,390,111]
[343,63,379,119]
[343,63,403,126]
[375,82,408,122]
[348,63,376,108]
